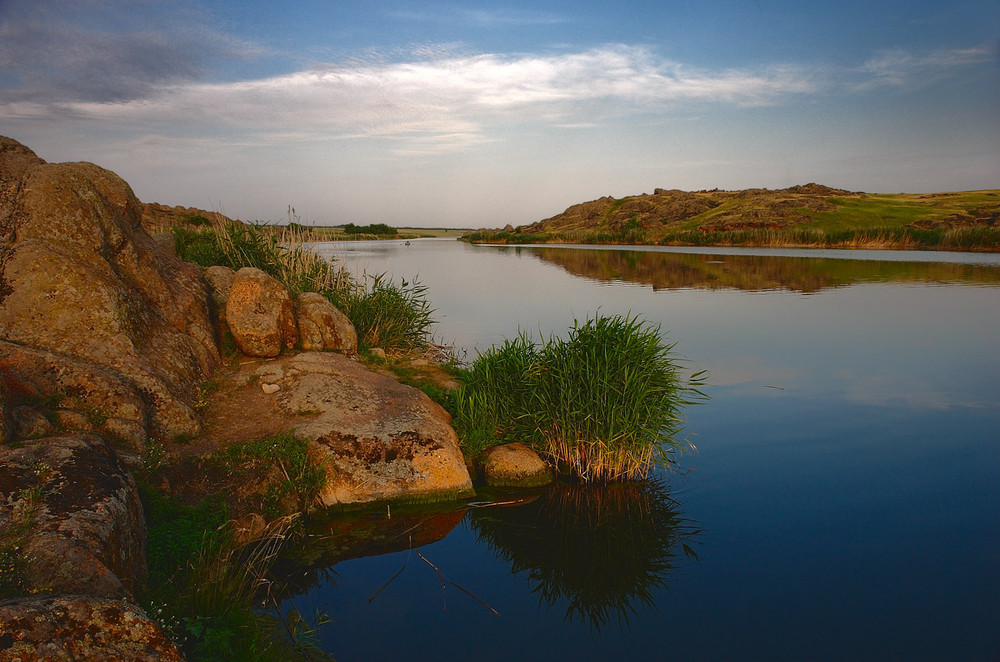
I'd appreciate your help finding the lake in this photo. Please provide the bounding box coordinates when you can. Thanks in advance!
[281,239,1000,661]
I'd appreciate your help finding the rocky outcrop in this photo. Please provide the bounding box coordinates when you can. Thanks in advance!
[0,595,184,661]
[0,434,147,599]
[226,267,298,357]
[295,292,358,354]
[0,136,220,442]
[250,352,472,505]
[479,442,554,488]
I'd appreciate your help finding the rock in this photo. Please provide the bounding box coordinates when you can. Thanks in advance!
[150,231,177,256]
[0,382,8,445]
[204,264,236,309]
[0,434,147,599]
[0,595,183,661]
[261,382,280,394]
[0,137,220,440]
[11,406,53,440]
[295,291,358,354]
[0,340,149,452]
[226,267,298,357]
[272,352,472,505]
[479,442,554,488]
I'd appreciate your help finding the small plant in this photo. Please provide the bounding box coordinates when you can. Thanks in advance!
[454,313,706,482]
[208,432,327,516]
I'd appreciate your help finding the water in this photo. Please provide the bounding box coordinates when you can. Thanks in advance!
[281,240,1000,661]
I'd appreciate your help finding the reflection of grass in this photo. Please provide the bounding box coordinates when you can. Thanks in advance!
[470,479,699,632]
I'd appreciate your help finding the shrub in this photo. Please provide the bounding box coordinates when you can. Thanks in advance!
[328,273,434,353]
[454,313,706,481]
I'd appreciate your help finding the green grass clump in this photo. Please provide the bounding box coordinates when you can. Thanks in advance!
[454,313,706,482]
[208,432,327,517]
[329,273,434,354]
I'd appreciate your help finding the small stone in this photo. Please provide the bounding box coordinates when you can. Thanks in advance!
[262,383,280,394]
[480,442,554,488]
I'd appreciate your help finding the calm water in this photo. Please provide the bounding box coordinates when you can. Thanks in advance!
[282,240,1000,661]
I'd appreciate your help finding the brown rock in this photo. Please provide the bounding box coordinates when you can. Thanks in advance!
[480,442,554,487]
[0,340,149,452]
[0,137,220,440]
[226,267,298,357]
[204,264,236,309]
[0,595,183,661]
[295,291,358,354]
[0,434,146,599]
[270,352,472,505]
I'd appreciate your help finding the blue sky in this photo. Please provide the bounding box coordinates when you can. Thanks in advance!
[1,0,997,227]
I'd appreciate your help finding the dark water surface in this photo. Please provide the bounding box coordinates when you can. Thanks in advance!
[285,240,1000,661]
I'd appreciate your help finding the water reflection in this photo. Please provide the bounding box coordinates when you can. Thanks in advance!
[525,247,1000,292]
[469,478,699,632]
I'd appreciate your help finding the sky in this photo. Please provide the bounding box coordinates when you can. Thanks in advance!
[0,0,998,228]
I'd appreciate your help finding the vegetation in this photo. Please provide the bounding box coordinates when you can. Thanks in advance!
[205,432,328,517]
[454,313,706,482]
[463,188,1000,251]
[342,222,398,236]
[139,486,332,661]
[171,219,434,353]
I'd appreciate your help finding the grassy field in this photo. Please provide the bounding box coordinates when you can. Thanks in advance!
[465,189,1000,251]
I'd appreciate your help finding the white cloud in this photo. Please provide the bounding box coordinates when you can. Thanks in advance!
[855,44,996,89]
[5,45,818,155]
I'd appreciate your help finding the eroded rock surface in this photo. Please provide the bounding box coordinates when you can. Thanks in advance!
[226,267,298,357]
[257,352,472,505]
[0,136,219,441]
[0,595,183,661]
[0,434,146,599]
[295,292,357,354]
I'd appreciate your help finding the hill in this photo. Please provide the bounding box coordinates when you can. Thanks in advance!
[465,184,1000,251]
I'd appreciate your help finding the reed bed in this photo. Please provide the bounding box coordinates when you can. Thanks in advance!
[455,313,706,482]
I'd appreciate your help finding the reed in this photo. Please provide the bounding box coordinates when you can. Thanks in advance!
[455,314,706,482]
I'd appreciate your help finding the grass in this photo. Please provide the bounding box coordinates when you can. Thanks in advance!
[139,486,332,661]
[454,313,706,482]
[205,431,328,518]
[172,218,435,353]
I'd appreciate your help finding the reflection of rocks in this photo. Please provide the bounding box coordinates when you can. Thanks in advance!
[470,479,698,631]
[530,247,1000,293]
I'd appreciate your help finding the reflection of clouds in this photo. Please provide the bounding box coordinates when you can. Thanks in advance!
[699,355,798,390]
[840,372,998,410]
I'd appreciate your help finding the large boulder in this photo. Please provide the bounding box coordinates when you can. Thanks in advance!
[226,267,298,357]
[0,434,146,599]
[251,352,473,505]
[0,136,220,441]
[0,595,183,661]
[295,291,358,354]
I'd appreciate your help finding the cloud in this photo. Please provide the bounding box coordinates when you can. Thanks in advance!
[3,44,818,154]
[0,0,261,104]
[855,44,996,89]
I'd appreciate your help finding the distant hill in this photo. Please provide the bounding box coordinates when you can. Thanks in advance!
[466,184,1000,251]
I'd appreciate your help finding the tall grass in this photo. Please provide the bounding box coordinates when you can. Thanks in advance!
[172,219,434,352]
[454,314,706,482]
